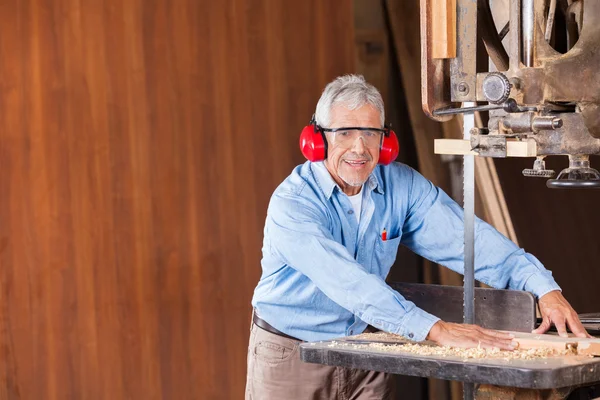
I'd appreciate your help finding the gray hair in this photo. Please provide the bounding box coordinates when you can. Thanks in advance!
[314,74,385,128]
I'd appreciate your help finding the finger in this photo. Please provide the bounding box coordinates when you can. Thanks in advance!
[479,328,514,339]
[481,335,516,350]
[478,338,516,351]
[474,330,515,347]
[477,330,516,345]
[447,329,491,347]
[566,314,589,338]
[477,329,514,342]
[451,330,514,350]
[554,316,569,338]
[532,316,551,334]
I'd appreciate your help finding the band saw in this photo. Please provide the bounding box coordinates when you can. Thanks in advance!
[300,1,600,399]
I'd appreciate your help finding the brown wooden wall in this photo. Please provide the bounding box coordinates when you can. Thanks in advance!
[0,1,355,399]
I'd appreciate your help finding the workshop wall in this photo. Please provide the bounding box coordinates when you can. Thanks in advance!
[0,1,355,399]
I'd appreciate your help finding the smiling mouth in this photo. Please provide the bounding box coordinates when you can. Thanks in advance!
[344,160,368,167]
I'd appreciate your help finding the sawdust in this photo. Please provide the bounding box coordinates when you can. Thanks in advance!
[351,332,411,342]
[330,332,581,361]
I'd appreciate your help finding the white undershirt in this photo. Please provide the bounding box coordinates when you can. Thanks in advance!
[347,187,363,223]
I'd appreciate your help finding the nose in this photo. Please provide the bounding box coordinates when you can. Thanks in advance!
[350,135,366,152]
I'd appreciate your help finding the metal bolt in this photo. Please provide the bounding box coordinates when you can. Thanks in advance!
[552,118,563,129]
[532,116,563,132]
[457,82,469,95]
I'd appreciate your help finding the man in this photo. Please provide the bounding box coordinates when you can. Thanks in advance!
[245,75,588,399]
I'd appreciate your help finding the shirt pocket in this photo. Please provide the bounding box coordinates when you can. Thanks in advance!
[373,235,402,273]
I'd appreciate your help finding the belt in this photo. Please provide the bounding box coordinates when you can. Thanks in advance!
[253,312,300,341]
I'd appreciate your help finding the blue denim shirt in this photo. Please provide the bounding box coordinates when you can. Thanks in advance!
[251,161,560,342]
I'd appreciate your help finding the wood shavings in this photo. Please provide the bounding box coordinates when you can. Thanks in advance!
[331,331,583,361]
[364,342,572,361]
[351,332,410,342]
[329,341,575,360]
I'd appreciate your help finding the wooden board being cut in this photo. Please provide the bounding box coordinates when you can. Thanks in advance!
[510,331,600,356]
[346,331,600,356]
[434,138,537,157]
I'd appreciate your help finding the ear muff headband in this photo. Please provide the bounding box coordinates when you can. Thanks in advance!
[299,117,399,165]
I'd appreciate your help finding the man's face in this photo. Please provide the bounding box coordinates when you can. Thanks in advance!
[324,104,381,196]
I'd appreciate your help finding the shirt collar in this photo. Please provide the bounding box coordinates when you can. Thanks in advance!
[310,161,384,199]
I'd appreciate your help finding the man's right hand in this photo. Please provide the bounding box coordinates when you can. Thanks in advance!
[426,320,517,350]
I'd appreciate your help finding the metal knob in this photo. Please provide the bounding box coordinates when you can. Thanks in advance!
[547,155,600,189]
[482,72,512,104]
[523,157,555,178]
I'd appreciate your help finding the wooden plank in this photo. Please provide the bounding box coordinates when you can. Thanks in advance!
[431,0,457,59]
[509,332,600,356]
[435,138,478,155]
[434,138,537,157]
[506,140,537,156]
[343,330,600,356]
[418,0,456,121]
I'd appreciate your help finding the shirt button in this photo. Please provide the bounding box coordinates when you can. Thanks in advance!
[348,210,354,215]
[408,333,414,339]
[350,330,354,335]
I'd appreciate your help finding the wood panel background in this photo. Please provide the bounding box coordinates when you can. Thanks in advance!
[0,1,355,399]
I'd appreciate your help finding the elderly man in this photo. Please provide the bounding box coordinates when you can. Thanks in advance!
[245,75,588,399]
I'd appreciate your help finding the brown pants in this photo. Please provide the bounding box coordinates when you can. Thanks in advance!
[245,322,395,399]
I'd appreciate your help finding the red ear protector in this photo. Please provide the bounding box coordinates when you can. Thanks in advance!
[299,116,399,165]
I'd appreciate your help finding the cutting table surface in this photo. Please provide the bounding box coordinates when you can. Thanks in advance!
[300,339,600,389]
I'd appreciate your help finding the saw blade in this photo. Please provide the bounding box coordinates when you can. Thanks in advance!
[463,107,476,326]
[463,105,476,400]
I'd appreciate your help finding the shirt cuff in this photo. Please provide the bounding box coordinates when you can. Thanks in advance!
[393,307,440,342]
[523,272,561,299]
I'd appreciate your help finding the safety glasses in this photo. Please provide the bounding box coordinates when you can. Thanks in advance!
[321,127,386,148]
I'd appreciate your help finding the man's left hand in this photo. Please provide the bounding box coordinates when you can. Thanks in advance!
[532,290,591,338]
